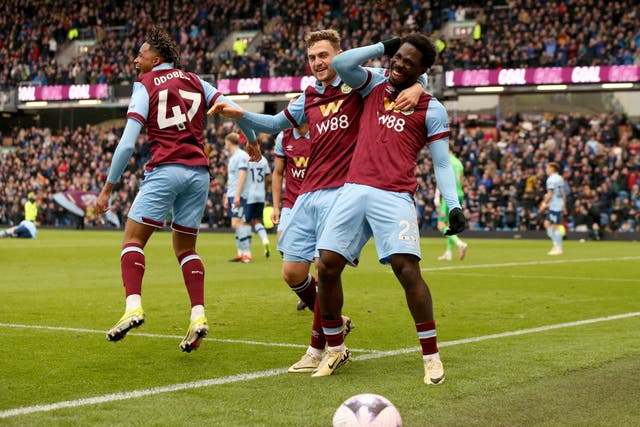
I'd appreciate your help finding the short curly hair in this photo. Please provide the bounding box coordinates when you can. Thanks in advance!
[403,33,437,68]
[147,27,180,66]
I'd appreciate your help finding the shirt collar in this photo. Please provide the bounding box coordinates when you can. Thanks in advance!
[293,128,310,139]
[314,75,342,91]
[152,63,174,71]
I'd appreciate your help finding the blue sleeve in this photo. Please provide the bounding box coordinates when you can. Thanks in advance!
[369,67,388,76]
[274,132,285,156]
[430,138,460,212]
[427,100,458,211]
[239,94,307,134]
[240,111,292,135]
[199,77,217,106]
[425,99,450,140]
[333,44,388,97]
[285,93,307,127]
[127,82,149,122]
[106,119,144,184]
[215,93,257,142]
[416,73,428,90]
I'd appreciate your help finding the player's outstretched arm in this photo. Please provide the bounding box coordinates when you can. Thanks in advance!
[199,79,258,146]
[212,93,306,139]
[208,102,244,119]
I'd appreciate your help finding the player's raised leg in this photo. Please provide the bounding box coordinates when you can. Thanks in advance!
[107,220,155,341]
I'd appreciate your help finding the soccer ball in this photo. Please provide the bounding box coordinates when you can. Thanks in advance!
[332,393,402,427]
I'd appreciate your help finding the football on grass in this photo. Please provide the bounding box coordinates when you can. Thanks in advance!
[332,393,402,427]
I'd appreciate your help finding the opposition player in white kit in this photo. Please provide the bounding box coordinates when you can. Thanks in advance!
[539,162,567,255]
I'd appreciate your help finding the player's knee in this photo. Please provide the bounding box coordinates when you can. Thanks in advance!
[317,250,345,280]
[281,265,309,286]
[391,256,420,281]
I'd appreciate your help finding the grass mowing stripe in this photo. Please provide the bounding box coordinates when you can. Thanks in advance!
[416,256,640,272]
[2,311,638,419]
[0,368,288,419]
[0,323,379,353]
[434,272,640,282]
[356,311,640,359]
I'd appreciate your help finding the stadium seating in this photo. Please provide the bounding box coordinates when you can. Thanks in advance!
[2,111,637,233]
[2,0,639,86]
[1,2,638,234]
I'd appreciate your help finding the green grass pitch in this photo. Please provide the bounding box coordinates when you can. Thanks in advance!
[1,230,639,426]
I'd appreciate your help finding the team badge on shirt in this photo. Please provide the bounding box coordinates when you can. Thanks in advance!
[340,83,352,94]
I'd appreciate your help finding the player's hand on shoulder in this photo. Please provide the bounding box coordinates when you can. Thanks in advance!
[394,82,423,111]
[445,207,466,235]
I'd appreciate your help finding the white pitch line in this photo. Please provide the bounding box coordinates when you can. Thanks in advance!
[0,323,378,354]
[434,272,640,283]
[420,256,640,272]
[2,311,638,419]
[0,368,289,419]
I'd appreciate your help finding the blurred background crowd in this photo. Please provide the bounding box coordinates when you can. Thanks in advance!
[0,0,639,236]
[1,0,639,87]
[2,111,638,234]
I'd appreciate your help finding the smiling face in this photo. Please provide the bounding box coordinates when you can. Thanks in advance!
[389,43,428,90]
[134,42,161,74]
[307,39,340,85]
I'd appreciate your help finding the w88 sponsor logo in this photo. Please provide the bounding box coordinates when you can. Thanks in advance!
[315,114,350,134]
[378,114,406,132]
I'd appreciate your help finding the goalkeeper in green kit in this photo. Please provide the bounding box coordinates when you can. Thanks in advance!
[435,147,468,261]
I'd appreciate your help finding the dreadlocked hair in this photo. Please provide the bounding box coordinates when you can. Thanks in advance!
[147,27,180,66]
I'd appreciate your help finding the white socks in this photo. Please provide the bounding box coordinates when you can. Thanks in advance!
[125,294,142,312]
[191,304,205,322]
[307,346,323,359]
[423,352,441,361]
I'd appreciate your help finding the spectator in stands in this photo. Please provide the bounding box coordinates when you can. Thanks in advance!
[504,201,518,230]
[574,200,602,240]
[3,0,640,86]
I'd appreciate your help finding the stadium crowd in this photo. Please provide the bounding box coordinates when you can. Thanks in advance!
[2,0,639,89]
[1,0,639,236]
[2,112,639,235]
